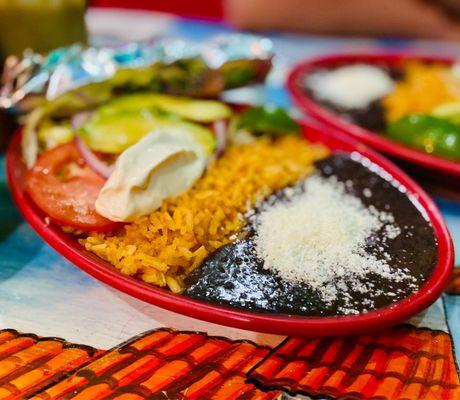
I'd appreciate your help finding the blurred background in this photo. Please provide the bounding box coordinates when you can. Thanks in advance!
[3,0,460,143]
[3,0,460,61]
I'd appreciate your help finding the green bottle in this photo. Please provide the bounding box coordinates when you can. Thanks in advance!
[0,0,87,61]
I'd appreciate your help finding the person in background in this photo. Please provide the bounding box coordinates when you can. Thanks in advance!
[225,0,460,40]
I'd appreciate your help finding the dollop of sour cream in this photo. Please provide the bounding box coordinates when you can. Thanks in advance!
[95,128,208,222]
[306,64,395,110]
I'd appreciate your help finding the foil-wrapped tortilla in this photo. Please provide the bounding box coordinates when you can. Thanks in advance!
[0,34,273,167]
[0,34,273,114]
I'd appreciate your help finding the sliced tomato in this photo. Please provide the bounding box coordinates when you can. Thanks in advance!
[25,142,120,231]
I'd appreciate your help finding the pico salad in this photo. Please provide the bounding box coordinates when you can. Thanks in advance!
[23,93,299,232]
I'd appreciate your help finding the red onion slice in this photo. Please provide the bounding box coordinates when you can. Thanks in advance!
[75,136,114,179]
[213,119,228,156]
[71,111,93,130]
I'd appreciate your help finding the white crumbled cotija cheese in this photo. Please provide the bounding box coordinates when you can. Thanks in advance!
[306,64,395,109]
[254,176,412,307]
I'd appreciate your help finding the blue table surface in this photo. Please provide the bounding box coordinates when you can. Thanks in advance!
[0,11,459,360]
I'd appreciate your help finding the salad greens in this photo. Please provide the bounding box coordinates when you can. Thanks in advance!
[237,105,299,135]
[28,90,301,169]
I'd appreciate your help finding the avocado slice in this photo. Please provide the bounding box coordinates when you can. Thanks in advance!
[99,93,232,123]
[79,109,216,155]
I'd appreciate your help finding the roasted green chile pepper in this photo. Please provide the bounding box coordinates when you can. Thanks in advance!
[386,114,460,160]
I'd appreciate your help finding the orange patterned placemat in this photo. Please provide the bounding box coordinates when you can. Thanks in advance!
[31,328,279,400]
[248,325,460,400]
[0,324,459,399]
[0,329,100,399]
[0,328,278,400]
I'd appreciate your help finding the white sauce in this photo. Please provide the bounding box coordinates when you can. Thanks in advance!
[95,128,208,222]
[306,64,395,110]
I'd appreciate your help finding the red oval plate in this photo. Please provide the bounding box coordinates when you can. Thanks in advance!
[6,124,454,336]
[287,53,460,180]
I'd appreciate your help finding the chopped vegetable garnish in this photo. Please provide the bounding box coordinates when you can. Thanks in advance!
[237,105,299,135]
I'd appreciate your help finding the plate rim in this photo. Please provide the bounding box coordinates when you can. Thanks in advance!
[6,123,454,336]
[287,51,460,177]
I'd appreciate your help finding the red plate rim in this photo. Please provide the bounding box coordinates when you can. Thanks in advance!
[6,125,454,336]
[287,51,460,177]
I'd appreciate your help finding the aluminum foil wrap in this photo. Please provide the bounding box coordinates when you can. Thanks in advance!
[0,34,273,114]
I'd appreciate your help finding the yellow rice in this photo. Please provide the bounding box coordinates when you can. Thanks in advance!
[81,136,329,292]
[383,62,458,122]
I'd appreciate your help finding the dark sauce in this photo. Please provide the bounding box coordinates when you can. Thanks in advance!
[306,65,403,132]
[184,154,438,317]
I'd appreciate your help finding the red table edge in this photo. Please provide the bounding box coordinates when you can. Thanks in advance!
[89,1,225,22]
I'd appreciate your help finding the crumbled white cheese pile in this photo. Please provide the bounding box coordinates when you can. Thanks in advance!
[306,64,395,109]
[254,176,412,309]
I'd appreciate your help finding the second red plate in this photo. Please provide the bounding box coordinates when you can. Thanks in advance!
[287,53,460,182]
